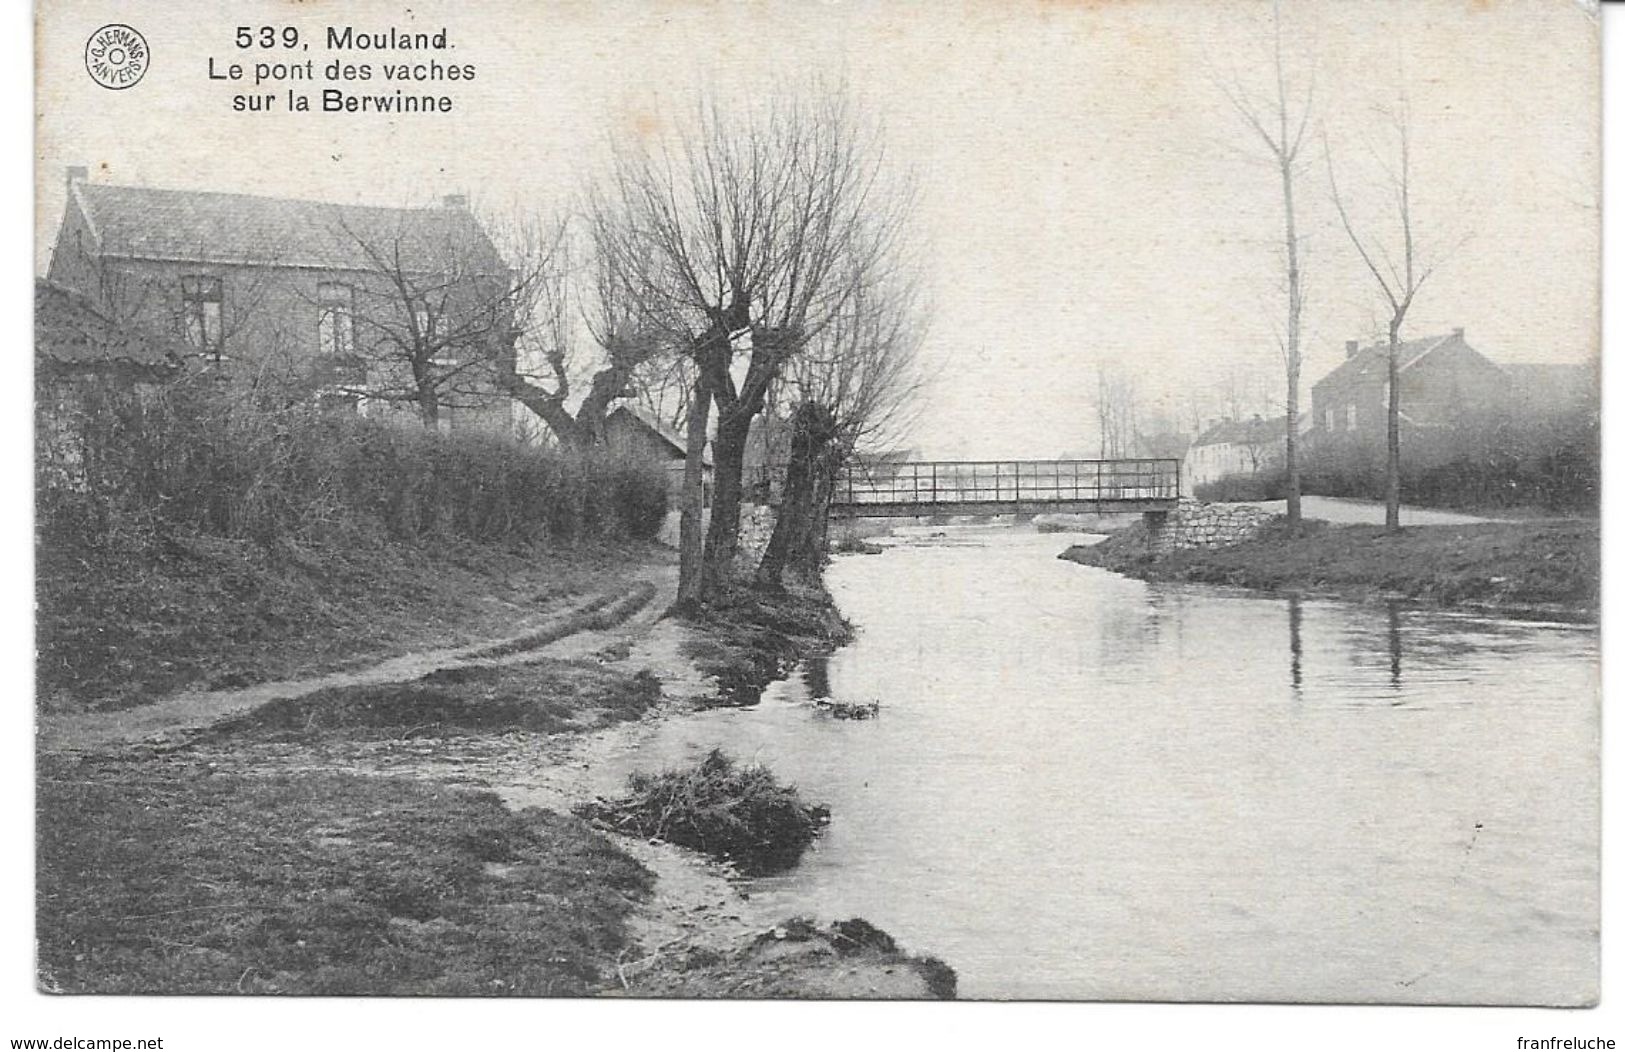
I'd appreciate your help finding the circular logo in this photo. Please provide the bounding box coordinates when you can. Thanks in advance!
[84,24,149,90]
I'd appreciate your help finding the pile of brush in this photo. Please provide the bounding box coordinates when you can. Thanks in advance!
[816,698,880,720]
[578,749,830,874]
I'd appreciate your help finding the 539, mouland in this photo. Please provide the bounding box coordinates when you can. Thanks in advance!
[327,26,450,50]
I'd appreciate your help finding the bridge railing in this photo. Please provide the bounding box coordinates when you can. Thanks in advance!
[830,458,1181,508]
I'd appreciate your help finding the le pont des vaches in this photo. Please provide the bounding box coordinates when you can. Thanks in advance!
[216,24,475,114]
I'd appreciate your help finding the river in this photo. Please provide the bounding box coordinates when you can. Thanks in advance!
[587,525,1599,1004]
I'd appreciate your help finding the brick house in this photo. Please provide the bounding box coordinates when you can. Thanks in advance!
[1309,328,1507,445]
[45,168,515,435]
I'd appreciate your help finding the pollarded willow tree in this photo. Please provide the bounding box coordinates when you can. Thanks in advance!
[754,272,928,590]
[488,211,672,449]
[595,87,915,607]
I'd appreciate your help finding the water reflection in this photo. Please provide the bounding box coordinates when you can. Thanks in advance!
[803,654,833,701]
[1288,595,1304,695]
[1388,601,1404,695]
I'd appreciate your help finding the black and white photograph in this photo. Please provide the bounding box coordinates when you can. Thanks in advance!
[10,0,1617,1046]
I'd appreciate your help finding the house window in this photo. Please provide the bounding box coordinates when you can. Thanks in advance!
[317,282,355,357]
[180,276,223,358]
[1324,408,1335,431]
[1346,404,1357,431]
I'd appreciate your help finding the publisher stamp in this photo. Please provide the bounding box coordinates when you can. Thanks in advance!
[84,23,148,90]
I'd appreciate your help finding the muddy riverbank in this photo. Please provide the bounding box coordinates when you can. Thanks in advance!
[36,574,954,999]
[1060,517,1599,622]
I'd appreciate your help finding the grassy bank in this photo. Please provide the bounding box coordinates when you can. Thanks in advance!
[1061,518,1599,619]
[37,753,653,995]
[201,657,663,743]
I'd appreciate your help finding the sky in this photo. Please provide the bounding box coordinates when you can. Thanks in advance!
[35,0,1599,459]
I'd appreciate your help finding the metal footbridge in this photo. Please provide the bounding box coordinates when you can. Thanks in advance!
[825,458,1181,518]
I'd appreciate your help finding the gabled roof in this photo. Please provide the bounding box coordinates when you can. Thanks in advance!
[68,182,506,275]
[608,404,712,467]
[35,278,185,378]
[1193,416,1287,448]
[1313,331,1465,392]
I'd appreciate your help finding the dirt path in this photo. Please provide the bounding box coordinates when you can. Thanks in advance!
[37,566,678,753]
[1238,496,1511,526]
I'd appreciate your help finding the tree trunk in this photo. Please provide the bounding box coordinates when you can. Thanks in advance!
[1385,319,1402,531]
[510,385,588,447]
[415,373,440,428]
[675,370,711,610]
[1285,371,1301,524]
[755,402,839,590]
[493,341,592,447]
[1281,152,1303,528]
[702,409,750,591]
[574,363,633,445]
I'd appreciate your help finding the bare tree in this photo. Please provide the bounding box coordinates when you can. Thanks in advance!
[1325,95,1445,531]
[1240,415,1278,476]
[1095,364,1137,459]
[1214,0,1314,528]
[324,209,525,429]
[596,86,913,606]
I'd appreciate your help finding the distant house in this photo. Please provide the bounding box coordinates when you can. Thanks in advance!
[1310,328,1595,448]
[1185,415,1288,488]
[44,167,514,435]
[604,404,712,501]
[1309,329,1505,443]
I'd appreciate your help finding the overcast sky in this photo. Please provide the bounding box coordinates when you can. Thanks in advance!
[37,0,1598,458]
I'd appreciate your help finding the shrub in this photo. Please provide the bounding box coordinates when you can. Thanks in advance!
[1193,473,1286,503]
[578,749,830,874]
[1192,415,1599,515]
[36,376,668,552]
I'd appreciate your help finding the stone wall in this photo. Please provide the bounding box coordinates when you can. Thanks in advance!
[1143,499,1277,555]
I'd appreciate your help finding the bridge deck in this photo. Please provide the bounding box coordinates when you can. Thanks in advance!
[825,458,1181,517]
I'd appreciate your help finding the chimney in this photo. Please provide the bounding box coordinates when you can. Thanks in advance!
[441,193,468,210]
[66,165,88,194]
[1452,326,1465,339]
[1345,339,1360,359]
